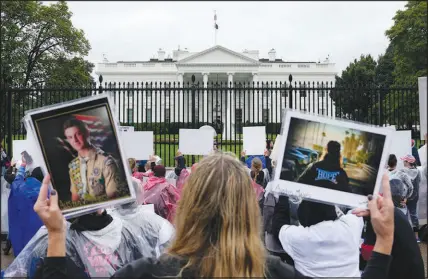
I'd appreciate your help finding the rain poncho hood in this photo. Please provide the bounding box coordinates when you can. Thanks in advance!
[141,177,180,223]
[8,166,43,257]
[4,209,174,279]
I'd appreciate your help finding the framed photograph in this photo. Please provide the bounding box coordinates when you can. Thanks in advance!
[24,94,135,215]
[272,110,392,209]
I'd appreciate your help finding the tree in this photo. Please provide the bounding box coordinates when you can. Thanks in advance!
[1,1,90,86]
[382,1,427,128]
[43,57,94,88]
[0,1,92,140]
[375,44,395,88]
[330,55,377,122]
[385,1,427,84]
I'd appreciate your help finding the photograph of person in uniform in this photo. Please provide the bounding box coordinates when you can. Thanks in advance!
[28,96,132,212]
[64,118,122,202]
[281,117,386,196]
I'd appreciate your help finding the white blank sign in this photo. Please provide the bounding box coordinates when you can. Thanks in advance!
[13,140,29,159]
[389,130,412,169]
[119,126,134,133]
[270,135,282,162]
[179,129,213,155]
[121,131,153,160]
[243,126,266,155]
[418,77,427,140]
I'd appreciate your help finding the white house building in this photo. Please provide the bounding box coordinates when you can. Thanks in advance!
[95,45,338,139]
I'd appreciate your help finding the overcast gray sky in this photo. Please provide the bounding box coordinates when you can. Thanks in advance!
[64,1,406,75]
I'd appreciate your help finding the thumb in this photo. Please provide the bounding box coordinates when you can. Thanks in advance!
[49,189,60,210]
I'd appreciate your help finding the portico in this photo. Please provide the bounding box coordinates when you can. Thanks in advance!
[95,45,337,140]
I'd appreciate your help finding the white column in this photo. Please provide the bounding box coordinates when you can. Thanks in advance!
[250,73,259,123]
[202,72,209,123]
[223,72,235,140]
[176,73,183,122]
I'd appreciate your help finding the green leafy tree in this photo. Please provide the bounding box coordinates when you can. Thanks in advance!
[0,1,92,140]
[382,1,427,128]
[43,57,94,88]
[330,55,377,122]
[386,1,427,84]
[375,44,395,88]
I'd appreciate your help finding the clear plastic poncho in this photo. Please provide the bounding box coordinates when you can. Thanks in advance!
[4,208,174,278]
[1,176,10,234]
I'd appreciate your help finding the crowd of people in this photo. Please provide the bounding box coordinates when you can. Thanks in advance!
[1,135,427,279]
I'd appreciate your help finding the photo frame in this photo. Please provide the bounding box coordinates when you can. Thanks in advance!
[272,109,393,209]
[23,94,135,217]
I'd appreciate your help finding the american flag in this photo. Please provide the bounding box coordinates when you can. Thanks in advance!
[55,114,112,156]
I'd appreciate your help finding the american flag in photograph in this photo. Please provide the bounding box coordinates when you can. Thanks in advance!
[73,114,112,148]
[55,114,112,155]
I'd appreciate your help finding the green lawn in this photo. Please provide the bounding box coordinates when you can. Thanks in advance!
[3,134,274,167]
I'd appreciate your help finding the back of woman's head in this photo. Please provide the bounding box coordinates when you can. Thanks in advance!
[251,157,262,171]
[298,200,337,227]
[168,152,266,277]
[388,154,397,169]
[128,158,136,171]
[153,165,166,177]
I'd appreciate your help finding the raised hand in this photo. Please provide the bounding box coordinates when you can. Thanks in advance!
[33,174,66,234]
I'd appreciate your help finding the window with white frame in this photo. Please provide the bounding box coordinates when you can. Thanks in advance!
[146,108,152,122]
[165,108,170,122]
[262,109,269,123]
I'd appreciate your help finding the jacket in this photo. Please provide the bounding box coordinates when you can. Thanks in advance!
[8,166,43,257]
[38,251,392,279]
[297,160,351,193]
[362,208,425,279]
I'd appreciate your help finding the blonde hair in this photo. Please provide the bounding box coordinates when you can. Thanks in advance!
[251,157,263,182]
[168,152,266,277]
[128,158,136,172]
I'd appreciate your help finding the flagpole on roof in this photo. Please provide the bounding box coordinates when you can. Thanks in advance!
[214,10,218,45]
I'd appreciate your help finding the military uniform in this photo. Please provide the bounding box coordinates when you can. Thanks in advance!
[68,147,124,201]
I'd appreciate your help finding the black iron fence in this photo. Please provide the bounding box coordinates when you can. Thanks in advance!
[1,75,422,167]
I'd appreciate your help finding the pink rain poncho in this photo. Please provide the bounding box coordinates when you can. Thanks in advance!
[252,180,265,202]
[176,168,190,193]
[141,176,180,223]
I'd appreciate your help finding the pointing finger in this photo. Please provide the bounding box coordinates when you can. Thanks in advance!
[380,173,392,200]
[37,174,51,202]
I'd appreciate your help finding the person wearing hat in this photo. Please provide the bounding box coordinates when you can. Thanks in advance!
[400,154,422,242]
[297,140,351,193]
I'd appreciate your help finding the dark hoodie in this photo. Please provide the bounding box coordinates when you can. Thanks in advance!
[174,155,186,177]
[363,207,425,279]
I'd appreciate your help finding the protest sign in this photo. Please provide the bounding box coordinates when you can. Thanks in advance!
[243,126,266,155]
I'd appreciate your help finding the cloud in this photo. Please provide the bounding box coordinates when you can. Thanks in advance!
[65,1,407,76]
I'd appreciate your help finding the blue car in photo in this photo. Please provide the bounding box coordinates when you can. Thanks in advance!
[294,147,319,163]
[285,147,310,166]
